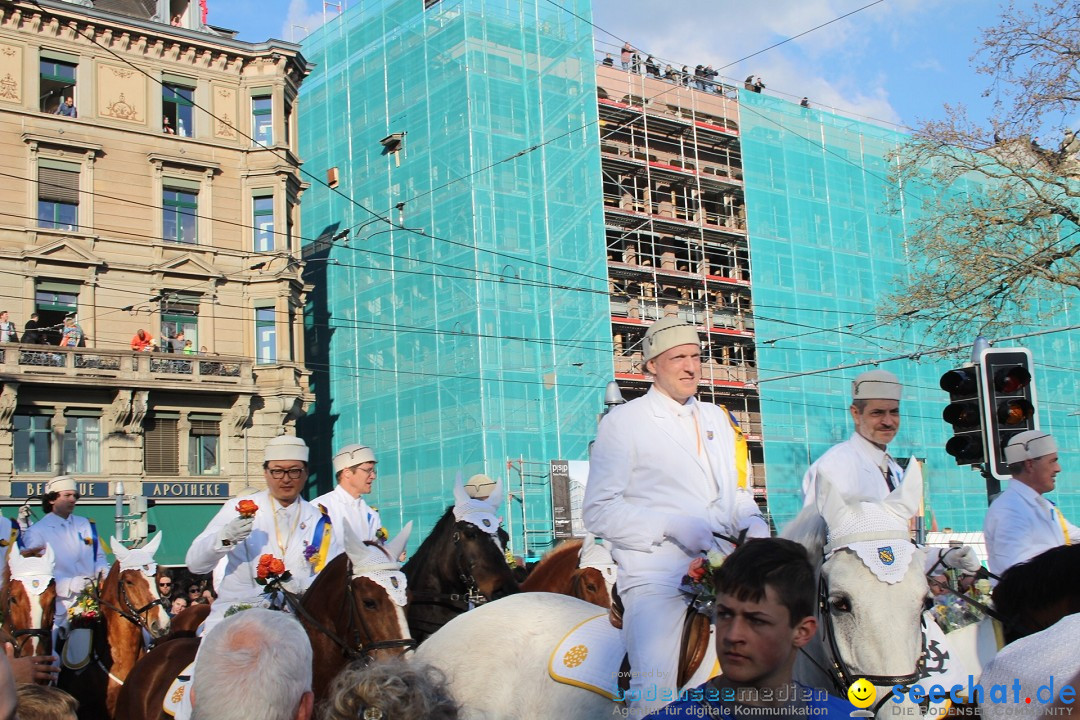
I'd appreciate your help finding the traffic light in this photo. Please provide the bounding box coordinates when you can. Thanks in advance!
[126,496,157,544]
[979,347,1038,480]
[940,366,986,465]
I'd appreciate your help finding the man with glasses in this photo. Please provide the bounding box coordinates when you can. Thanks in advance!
[313,444,382,557]
[985,430,1078,576]
[186,435,328,635]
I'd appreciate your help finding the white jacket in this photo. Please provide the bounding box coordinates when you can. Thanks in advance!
[984,480,1078,576]
[186,490,327,633]
[802,432,903,507]
[23,513,108,598]
[583,387,764,590]
[311,484,381,558]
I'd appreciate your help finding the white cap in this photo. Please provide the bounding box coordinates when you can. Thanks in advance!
[852,370,902,401]
[46,476,77,494]
[263,435,309,463]
[642,317,700,365]
[1004,430,1057,464]
[333,444,375,474]
[464,474,497,499]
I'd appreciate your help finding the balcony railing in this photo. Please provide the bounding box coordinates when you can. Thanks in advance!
[1,344,253,388]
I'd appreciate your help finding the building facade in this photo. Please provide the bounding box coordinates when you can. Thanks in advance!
[0,0,312,563]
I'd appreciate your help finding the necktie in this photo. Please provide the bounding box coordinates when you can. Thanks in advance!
[881,454,896,492]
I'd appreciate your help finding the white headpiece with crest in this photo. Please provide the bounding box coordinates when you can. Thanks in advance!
[817,458,923,584]
[110,532,164,577]
[9,544,55,597]
[452,472,504,537]
[344,521,412,607]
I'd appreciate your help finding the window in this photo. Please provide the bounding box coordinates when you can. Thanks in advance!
[37,161,79,230]
[163,82,194,137]
[160,293,199,352]
[40,57,76,114]
[255,306,276,364]
[35,280,79,345]
[253,194,275,252]
[252,94,273,145]
[63,413,100,474]
[144,413,179,475]
[189,416,220,475]
[14,413,51,474]
[163,187,198,244]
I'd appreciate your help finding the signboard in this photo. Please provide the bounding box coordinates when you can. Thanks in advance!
[142,482,230,499]
[10,481,111,499]
[550,460,573,540]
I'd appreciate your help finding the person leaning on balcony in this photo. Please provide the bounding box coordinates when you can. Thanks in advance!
[583,317,768,716]
[131,329,154,352]
[54,97,76,118]
[22,313,43,344]
[984,430,1079,577]
[0,312,17,343]
[57,316,83,348]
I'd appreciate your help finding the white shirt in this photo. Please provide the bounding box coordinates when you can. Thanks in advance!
[802,432,904,507]
[984,479,1078,577]
[22,512,108,598]
[583,387,765,591]
[0,516,13,582]
[311,484,381,557]
[186,490,325,634]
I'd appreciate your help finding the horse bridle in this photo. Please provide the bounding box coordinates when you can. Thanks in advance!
[2,587,53,656]
[408,524,499,621]
[278,557,417,661]
[92,573,168,647]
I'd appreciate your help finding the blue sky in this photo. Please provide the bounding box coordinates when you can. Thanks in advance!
[206,0,998,133]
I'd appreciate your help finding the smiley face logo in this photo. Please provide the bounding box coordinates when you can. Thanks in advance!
[848,678,876,709]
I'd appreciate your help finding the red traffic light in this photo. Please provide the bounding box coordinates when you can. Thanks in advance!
[996,399,1034,426]
[995,366,1031,394]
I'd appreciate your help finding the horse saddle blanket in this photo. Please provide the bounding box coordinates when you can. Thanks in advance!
[60,628,93,670]
[162,661,195,719]
[548,613,623,700]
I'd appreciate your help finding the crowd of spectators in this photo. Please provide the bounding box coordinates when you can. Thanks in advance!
[0,311,84,348]
[602,43,739,97]
[158,570,217,616]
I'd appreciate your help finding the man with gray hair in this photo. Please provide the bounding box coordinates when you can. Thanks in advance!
[584,316,767,715]
[984,430,1078,576]
[191,608,313,720]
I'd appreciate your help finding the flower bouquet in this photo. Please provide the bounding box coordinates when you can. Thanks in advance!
[68,586,100,628]
[256,554,291,589]
[930,576,994,633]
[679,550,726,616]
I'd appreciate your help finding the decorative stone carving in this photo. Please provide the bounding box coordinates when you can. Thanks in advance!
[102,389,132,435]
[0,44,23,103]
[97,63,145,124]
[225,395,252,437]
[0,383,19,428]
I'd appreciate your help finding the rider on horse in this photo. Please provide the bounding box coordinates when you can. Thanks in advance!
[583,317,768,715]
[21,475,108,655]
[312,443,382,558]
[186,435,333,636]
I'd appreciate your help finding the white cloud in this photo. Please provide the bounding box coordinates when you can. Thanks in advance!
[281,0,330,43]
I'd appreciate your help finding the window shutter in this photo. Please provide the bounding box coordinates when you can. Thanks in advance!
[38,167,79,204]
[189,418,219,436]
[144,416,179,475]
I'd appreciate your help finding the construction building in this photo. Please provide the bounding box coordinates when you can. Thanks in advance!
[0,0,312,563]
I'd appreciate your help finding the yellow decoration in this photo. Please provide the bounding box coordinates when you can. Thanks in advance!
[562,644,588,668]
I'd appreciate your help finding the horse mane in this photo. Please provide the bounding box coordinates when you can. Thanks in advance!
[401,506,456,585]
[304,550,348,597]
[779,504,827,571]
[520,539,583,591]
[993,544,1080,641]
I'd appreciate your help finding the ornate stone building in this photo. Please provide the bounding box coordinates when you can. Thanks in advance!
[0,0,312,561]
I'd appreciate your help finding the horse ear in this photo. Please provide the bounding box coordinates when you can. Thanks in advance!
[813,471,850,529]
[452,471,469,505]
[884,457,923,522]
[143,531,164,558]
[111,536,128,563]
[384,521,412,563]
[486,478,504,508]
[341,520,364,563]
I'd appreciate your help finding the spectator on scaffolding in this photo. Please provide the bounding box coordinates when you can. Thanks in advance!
[620,42,633,70]
[703,66,718,93]
[644,56,659,78]
[602,53,614,67]
[800,97,810,108]
[58,316,83,348]
[131,329,154,352]
[680,66,691,87]
[0,312,18,343]
[753,77,765,93]
[694,65,707,91]
[631,52,642,74]
[744,75,755,91]
[663,64,675,82]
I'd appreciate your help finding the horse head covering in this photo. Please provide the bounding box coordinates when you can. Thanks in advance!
[9,544,55,597]
[452,472,504,536]
[110,531,164,576]
[344,521,411,607]
[817,458,923,584]
[578,532,617,587]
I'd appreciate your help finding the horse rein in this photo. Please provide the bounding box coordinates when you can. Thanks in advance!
[91,575,167,648]
[408,524,496,616]
[2,590,52,656]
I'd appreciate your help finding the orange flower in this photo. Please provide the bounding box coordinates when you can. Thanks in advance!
[236,499,259,519]
[268,557,286,576]
[687,557,707,582]
[256,554,274,580]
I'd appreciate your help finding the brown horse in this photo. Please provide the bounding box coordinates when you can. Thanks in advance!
[1,545,57,662]
[520,538,611,608]
[116,523,416,720]
[58,534,170,720]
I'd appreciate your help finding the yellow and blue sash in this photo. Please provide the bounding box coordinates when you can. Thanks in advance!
[722,408,749,490]
[312,505,333,572]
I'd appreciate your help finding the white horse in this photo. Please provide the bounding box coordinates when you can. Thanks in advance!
[416,465,936,720]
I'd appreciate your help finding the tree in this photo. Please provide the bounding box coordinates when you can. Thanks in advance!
[885,0,1080,344]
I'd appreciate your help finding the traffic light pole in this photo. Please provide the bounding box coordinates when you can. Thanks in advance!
[978,462,1000,504]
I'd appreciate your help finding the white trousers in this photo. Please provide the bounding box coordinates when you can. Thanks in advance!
[621,583,690,717]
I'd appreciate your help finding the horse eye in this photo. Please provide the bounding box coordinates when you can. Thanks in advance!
[829,596,852,614]
[362,598,377,610]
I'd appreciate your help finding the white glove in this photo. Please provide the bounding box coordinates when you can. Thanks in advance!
[17,505,31,526]
[942,545,981,573]
[663,515,712,553]
[218,516,254,547]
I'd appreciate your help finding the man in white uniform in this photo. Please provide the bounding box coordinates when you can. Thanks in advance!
[985,430,1078,576]
[584,317,768,715]
[803,370,981,575]
[22,476,108,645]
[312,443,381,559]
[186,435,330,636]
